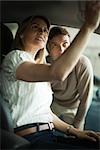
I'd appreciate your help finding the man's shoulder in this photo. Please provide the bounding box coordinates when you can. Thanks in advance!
[77,55,92,67]
[75,55,93,77]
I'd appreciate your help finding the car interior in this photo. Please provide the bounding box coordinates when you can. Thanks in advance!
[0,1,100,149]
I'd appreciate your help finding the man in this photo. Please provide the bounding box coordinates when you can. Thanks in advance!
[46,26,93,130]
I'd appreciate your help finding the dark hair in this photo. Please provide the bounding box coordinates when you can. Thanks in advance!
[48,26,70,41]
[47,26,70,53]
[14,15,50,49]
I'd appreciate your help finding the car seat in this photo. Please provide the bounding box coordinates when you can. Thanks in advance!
[0,23,31,149]
[0,93,31,149]
[0,23,13,63]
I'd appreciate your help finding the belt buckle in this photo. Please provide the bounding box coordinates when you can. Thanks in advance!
[48,122,53,130]
[36,123,40,132]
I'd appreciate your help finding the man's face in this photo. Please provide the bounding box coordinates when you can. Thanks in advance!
[48,34,70,60]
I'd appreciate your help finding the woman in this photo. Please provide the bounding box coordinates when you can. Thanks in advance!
[0,1,100,149]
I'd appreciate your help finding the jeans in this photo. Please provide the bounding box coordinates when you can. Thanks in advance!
[23,130,100,149]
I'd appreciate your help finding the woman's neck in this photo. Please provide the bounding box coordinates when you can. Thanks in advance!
[21,44,40,56]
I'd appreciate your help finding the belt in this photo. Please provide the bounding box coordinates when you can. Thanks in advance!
[15,122,54,137]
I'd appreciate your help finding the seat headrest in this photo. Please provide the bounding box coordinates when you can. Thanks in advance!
[1,24,13,62]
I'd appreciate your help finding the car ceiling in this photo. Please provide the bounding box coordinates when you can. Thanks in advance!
[1,1,100,34]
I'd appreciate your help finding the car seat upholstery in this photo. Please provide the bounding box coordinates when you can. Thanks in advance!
[1,129,31,150]
[0,93,31,149]
[85,85,100,131]
[0,23,31,149]
[0,94,14,132]
[0,23,13,63]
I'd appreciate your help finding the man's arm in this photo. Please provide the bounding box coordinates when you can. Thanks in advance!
[73,56,93,129]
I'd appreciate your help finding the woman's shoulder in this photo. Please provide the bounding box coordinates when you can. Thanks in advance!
[2,50,31,66]
[3,49,21,60]
[6,49,27,57]
[4,49,32,61]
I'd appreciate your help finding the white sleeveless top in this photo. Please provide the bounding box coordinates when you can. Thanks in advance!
[0,50,53,128]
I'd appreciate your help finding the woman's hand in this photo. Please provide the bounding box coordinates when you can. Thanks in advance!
[51,110,100,143]
[75,130,100,142]
[35,48,45,64]
[85,1,100,31]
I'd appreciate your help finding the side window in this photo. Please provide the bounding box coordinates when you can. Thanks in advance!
[5,23,18,39]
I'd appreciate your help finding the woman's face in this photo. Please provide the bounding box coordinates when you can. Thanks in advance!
[48,34,70,60]
[21,18,49,51]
